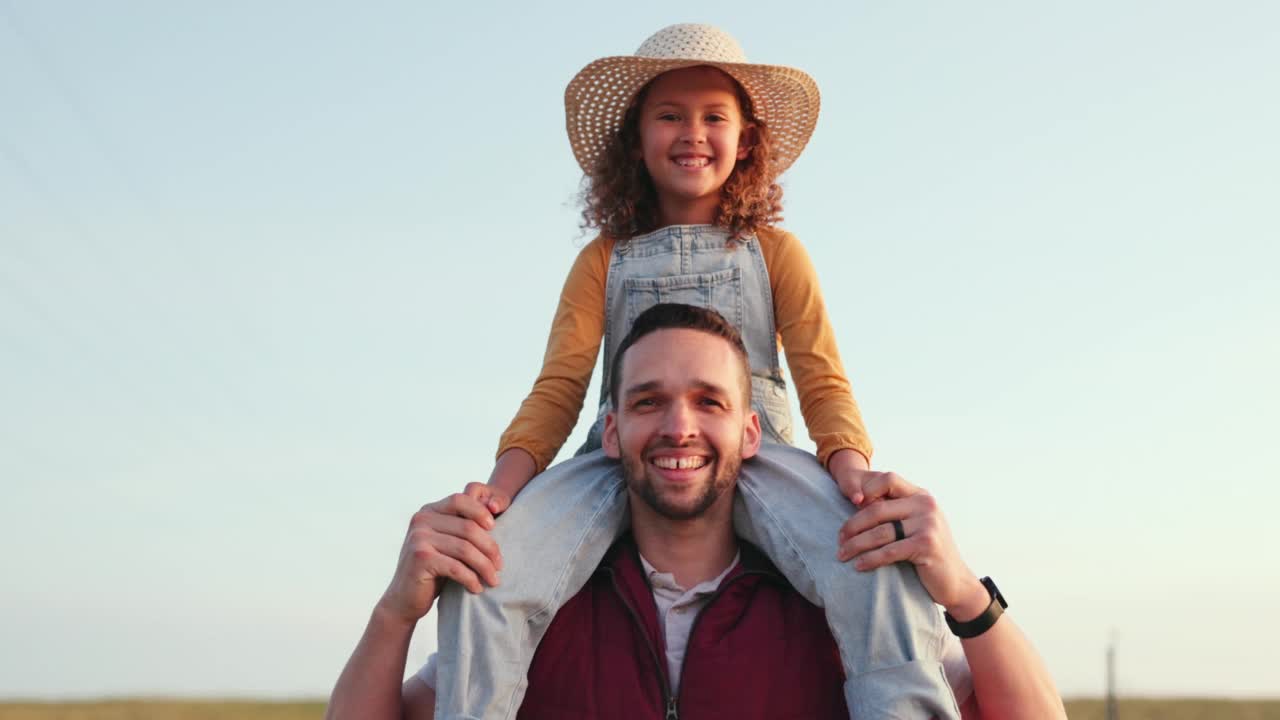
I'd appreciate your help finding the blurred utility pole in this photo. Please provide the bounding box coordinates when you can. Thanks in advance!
[1106,632,1118,720]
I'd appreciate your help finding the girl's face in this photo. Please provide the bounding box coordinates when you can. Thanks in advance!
[637,66,752,226]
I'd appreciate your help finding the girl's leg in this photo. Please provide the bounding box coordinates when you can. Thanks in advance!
[433,449,627,720]
[733,443,962,720]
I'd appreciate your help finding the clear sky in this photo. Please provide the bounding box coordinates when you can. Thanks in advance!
[2,0,1277,701]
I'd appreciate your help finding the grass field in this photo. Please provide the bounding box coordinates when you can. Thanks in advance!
[0,702,327,720]
[1063,699,1280,719]
[1,699,1278,719]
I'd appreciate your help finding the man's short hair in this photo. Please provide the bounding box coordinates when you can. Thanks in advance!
[608,303,752,407]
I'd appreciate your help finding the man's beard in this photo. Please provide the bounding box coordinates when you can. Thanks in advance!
[621,439,743,521]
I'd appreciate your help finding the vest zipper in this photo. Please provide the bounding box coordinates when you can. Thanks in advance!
[607,563,777,719]
[673,568,771,704]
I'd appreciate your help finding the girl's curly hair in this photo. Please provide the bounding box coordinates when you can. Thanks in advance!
[579,76,784,240]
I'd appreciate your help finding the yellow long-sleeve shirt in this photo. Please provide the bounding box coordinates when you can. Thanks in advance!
[498,226,872,472]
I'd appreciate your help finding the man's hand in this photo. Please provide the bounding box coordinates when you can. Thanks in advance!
[835,472,987,616]
[377,494,505,626]
[839,474,1068,719]
[327,493,502,720]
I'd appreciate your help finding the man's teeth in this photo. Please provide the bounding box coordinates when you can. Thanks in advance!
[675,157,710,167]
[653,456,708,470]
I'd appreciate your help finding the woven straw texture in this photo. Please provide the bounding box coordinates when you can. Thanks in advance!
[564,24,820,178]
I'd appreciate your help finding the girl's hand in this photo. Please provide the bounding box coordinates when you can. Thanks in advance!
[464,481,513,516]
[485,448,538,502]
[827,448,872,506]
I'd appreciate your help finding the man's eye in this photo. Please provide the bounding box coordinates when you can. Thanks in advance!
[699,397,725,408]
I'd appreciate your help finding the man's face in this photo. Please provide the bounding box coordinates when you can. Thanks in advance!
[603,328,761,520]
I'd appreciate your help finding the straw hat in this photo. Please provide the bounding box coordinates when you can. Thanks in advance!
[564,23,820,177]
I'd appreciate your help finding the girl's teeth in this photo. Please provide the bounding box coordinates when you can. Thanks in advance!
[676,158,709,167]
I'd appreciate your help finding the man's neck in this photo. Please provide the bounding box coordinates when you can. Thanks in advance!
[629,495,738,589]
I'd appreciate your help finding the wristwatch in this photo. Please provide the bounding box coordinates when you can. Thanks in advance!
[944,576,1007,639]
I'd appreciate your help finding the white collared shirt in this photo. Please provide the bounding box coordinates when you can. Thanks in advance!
[638,551,740,695]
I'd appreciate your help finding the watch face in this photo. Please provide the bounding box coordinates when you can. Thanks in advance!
[982,577,1008,609]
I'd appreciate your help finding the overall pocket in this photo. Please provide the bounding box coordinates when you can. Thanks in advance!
[623,267,744,332]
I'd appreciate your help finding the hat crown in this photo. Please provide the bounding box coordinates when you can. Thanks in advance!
[634,23,748,64]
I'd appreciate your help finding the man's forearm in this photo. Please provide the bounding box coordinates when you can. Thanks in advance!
[836,471,1066,719]
[960,615,1066,720]
[325,604,419,720]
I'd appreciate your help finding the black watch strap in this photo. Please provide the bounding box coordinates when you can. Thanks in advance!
[945,576,1008,639]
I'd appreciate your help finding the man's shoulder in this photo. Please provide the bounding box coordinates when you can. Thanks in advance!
[735,539,784,577]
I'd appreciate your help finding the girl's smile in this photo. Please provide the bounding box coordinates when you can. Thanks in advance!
[637,66,752,226]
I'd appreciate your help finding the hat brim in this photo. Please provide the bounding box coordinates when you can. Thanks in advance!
[564,56,820,177]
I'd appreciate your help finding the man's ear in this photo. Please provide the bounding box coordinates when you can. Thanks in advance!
[741,410,762,459]
[602,412,621,459]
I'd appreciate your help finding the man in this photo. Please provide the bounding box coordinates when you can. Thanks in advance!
[327,304,1066,719]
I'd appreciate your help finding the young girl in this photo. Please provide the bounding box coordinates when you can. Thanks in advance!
[434,24,960,720]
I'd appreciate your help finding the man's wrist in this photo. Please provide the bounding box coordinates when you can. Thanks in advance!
[943,576,991,622]
[372,598,423,633]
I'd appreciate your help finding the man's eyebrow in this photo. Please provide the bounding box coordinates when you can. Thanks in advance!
[690,379,732,397]
[622,379,734,398]
[622,380,662,397]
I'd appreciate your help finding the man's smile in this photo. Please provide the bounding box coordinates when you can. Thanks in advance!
[651,454,709,470]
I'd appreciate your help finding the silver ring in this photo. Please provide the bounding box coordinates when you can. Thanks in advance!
[891,518,906,542]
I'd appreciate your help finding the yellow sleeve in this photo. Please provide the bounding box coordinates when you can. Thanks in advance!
[759,227,874,465]
[496,237,612,472]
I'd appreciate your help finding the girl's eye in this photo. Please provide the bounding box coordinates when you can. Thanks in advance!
[658,113,680,122]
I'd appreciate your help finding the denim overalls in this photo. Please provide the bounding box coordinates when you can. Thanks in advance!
[577,224,794,453]
[434,226,961,720]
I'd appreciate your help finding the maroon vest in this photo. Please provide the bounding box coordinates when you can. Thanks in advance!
[516,538,848,720]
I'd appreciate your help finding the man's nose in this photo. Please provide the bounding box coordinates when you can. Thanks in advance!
[659,400,698,441]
